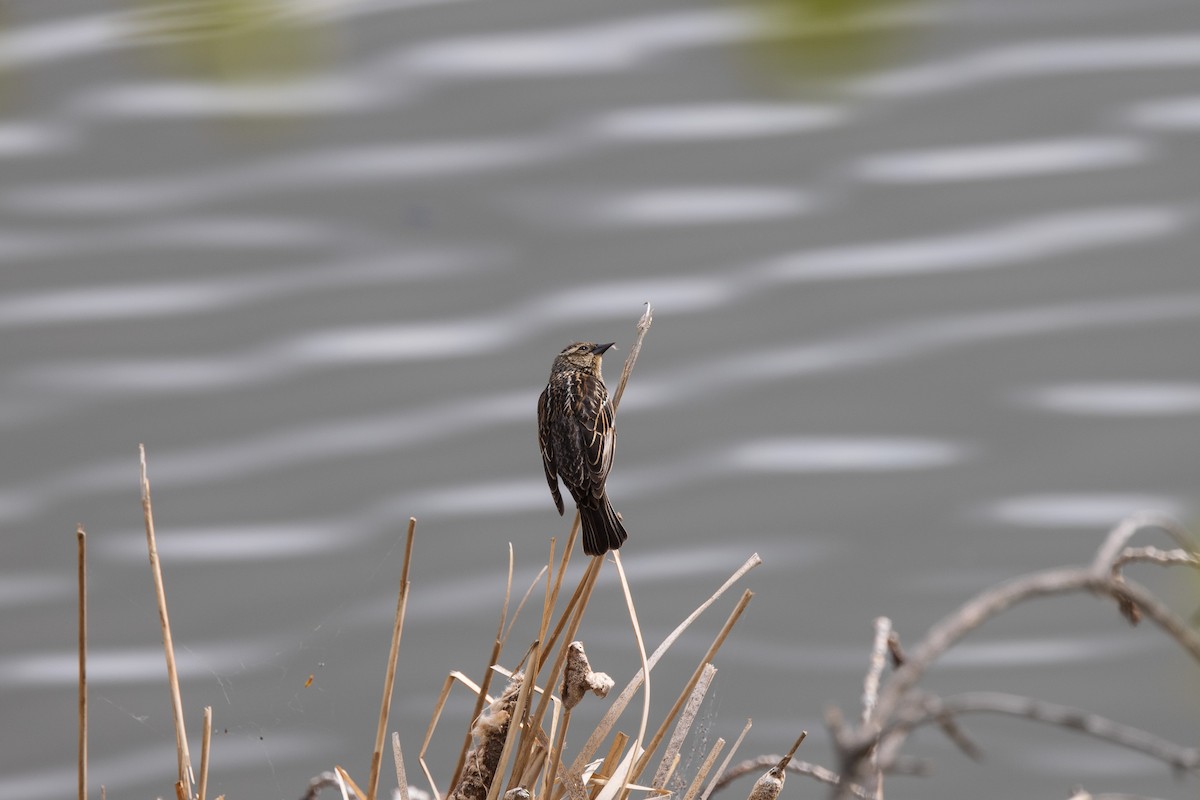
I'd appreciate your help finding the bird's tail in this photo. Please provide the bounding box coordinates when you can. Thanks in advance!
[579,495,628,557]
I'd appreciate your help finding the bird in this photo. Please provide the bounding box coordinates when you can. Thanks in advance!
[537,341,629,557]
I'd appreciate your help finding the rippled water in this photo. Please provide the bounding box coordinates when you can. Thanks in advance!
[4,1,1200,798]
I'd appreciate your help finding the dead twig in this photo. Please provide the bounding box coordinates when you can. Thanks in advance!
[1111,546,1200,576]
[879,692,1200,774]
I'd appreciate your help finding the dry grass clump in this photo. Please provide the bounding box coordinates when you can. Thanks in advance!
[72,304,1200,800]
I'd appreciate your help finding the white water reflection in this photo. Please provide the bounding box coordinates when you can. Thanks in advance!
[938,634,1154,668]
[758,206,1183,281]
[0,638,294,688]
[585,187,814,226]
[857,34,1200,98]
[631,292,1200,409]
[401,9,757,78]
[0,215,360,267]
[0,122,75,157]
[1018,381,1200,416]
[0,248,498,328]
[73,76,385,118]
[0,574,71,608]
[0,13,123,69]
[396,437,967,520]
[97,523,347,562]
[4,136,573,215]
[854,137,1148,183]
[591,103,846,141]
[730,437,967,472]
[983,494,1186,528]
[1125,94,1200,130]
[0,732,332,800]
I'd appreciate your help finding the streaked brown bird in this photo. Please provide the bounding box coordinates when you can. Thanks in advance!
[537,341,628,557]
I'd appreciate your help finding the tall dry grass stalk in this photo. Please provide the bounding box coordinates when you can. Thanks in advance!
[139,444,194,799]
[77,525,87,800]
[198,707,212,800]
[368,518,417,800]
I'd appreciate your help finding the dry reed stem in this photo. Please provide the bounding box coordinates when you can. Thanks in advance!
[623,590,754,796]
[451,546,519,796]
[545,708,573,800]
[505,564,551,646]
[139,445,194,799]
[593,742,645,800]
[781,732,807,767]
[336,765,368,800]
[486,652,540,800]
[508,541,558,785]
[658,754,681,793]
[369,518,417,800]
[713,758,871,800]
[539,567,603,794]
[536,549,598,675]
[700,719,752,800]
[610,303,653,412]
[652,663,717,790]
[568,555,762,780]
[77,526,87,800]
[530,557,602,752]
[682,738,725,800]
[198,707,212,800]
[333,769,351,800]
[393,732,410,800]
[422,671,488,800]
[612,551,651,772]
[519,740,548,788]
[588,732,630,800]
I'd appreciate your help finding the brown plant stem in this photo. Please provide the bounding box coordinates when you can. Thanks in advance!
[139,445,193,798]
[77,526,87,800]
[368,518,417,800]
[198,707,212,800]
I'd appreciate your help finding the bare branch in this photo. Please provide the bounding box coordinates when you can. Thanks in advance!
[832,539,1200,797]
[879,692,1200,774]
[1111,546,1200,577]
[860,618,891,725]
[1090,512,1196,576]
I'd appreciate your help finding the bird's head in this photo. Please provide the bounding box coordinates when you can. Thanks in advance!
[555,341,615,373]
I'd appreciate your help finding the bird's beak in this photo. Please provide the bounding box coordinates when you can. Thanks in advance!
[591,342,616,355]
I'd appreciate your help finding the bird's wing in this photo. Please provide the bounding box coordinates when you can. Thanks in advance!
[580,375,616,496]
[537,386,565,515]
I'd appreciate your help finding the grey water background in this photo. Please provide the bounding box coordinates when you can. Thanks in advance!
[3,0,1200,797]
